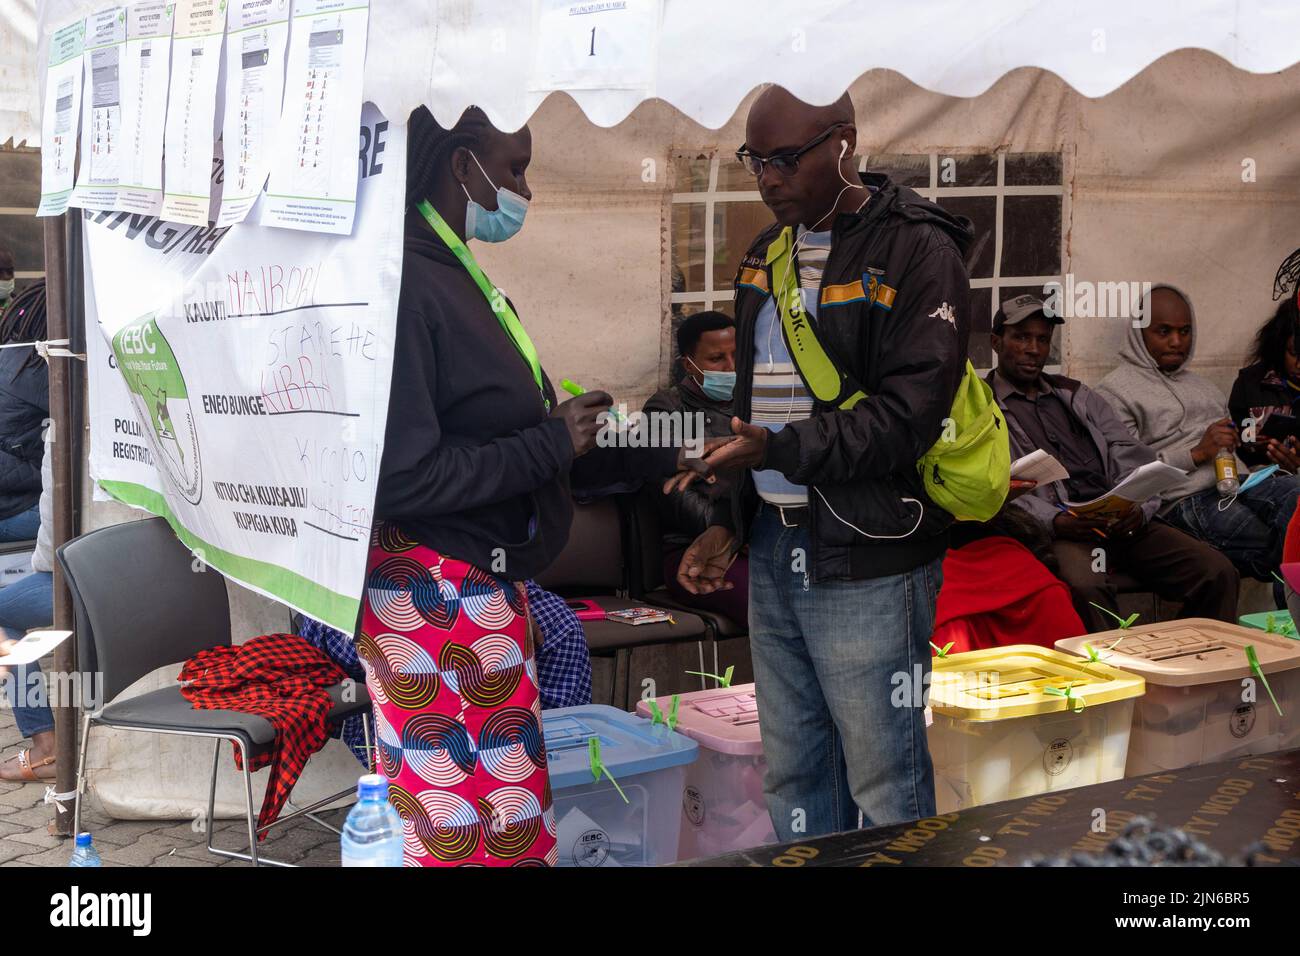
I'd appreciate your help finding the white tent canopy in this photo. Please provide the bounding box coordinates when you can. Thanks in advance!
[11,0,1300,145]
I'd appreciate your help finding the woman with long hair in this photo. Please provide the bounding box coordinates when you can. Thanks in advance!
[1230,295,1300,467]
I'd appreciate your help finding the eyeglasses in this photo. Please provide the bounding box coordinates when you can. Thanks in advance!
[735,124,846,178]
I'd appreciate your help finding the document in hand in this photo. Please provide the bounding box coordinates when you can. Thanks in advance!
[1061,460,1188,518]
[0,630,73,666]
[1010,449,1070,485]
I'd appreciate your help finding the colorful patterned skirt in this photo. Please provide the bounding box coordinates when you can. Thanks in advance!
[357,522,557,867]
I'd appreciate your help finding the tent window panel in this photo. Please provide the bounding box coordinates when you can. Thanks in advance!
[1002,195,1063,278]
[668,151,1064,375]
[712,201,774,292]
[715,156,757,192]
[0,149,40,207]
[863,153,929,187]
[1005,152,1063,186]
[672,201,707,293]
[967,287,994,369]
[0,214,43,275]
[937,154,997,187]
[934,195,996,280]
[672,153,712,192]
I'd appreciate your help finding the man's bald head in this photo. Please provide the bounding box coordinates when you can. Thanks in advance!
[742,87,862,228]
[748,87,855,141]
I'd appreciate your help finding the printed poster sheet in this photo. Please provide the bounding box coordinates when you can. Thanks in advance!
[261,0,369,235]
[116,1,176,215]
[85,104,403,632]
[217,0,291,226]
[160,0,228,226]
[70,6,128,212]
[37,19,87,217]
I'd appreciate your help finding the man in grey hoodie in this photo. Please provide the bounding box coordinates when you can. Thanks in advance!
[1097,285,1300,604]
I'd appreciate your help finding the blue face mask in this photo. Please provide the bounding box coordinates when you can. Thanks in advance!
[462,151,528,243]
[687,357,736,401]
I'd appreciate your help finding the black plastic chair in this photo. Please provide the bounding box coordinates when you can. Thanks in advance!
[57,517,371,866]
[535,497,711,710]
[624,486,754,686]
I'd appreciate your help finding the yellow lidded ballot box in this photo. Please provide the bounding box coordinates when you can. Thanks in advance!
[927,645,1145,813]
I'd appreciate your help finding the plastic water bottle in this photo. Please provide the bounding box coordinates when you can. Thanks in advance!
[341,774,404,867]
[1215,448,1240,495]
[69,832,102,867]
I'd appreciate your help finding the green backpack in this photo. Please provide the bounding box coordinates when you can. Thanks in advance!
[767,227,1010,522]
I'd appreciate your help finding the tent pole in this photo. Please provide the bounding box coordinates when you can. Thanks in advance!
[42,213,78,838]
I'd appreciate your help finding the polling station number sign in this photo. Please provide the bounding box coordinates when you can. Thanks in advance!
[530,0,661,92]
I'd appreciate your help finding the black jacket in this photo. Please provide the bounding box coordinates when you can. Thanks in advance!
[722,174,973,581]
[374,213,677,580]
[0,349,48,521]
[642,379,734,551]
[1228,361,1300,465]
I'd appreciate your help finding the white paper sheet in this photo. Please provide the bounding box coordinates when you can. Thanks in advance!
[0,631,74,667]
[1010,449,1070,485]
[261,0,369,235]
[116,0,175,215]
[36,19,87,216]
[529,0,661,93]
[1062,460,1189,516]
[216,0,291,226]
[70,6,127,211]
[160,0,228,225]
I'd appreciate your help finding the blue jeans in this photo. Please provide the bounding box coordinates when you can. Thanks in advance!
[0,503,40,543]
[0,571,54,738]
[1163,472,1300,604]
[748,504,940,841]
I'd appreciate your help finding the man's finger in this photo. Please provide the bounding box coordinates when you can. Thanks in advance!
[671,471,705,494]
[701,436,739,454]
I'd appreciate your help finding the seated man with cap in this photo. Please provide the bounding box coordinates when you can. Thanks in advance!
[987,294,1238,632]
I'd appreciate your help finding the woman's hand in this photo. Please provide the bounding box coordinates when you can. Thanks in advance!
[676,525,738,595]
[550,390,613,456]
[1265,436,1300,472]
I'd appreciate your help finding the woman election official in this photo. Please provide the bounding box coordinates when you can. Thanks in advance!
[361,106,715,866]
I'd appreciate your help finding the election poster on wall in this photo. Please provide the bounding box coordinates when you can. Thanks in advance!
[84,103,404,633]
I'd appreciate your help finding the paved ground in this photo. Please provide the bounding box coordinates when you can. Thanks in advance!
[0,702,344,867]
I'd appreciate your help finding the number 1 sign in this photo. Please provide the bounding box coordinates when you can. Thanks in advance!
[529,0,661,92]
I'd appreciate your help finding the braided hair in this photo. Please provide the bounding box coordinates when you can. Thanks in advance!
[405,105,493,210]
[1273,247,1300,304]
[0,279,47,377]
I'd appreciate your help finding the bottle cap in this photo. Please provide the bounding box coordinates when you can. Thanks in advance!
[357,773,389,800]
[75,832,92,847]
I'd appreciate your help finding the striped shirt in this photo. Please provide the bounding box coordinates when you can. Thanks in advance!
[751,228,831,505]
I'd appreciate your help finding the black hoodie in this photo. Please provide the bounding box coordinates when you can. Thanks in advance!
[374,212,677,580]
[724,173,974,581]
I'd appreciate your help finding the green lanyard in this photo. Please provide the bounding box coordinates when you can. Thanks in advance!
[416,199,549,411]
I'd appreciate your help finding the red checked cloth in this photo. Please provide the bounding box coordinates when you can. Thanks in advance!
[179,634,347,836]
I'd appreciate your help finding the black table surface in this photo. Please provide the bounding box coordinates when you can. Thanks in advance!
[681,748,1300,867]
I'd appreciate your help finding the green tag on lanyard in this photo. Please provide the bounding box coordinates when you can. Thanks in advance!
[416,199,549,411]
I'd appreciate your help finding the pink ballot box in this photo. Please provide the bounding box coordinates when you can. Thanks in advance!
[636,684,777,860]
